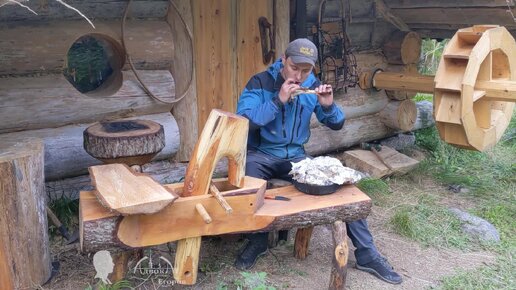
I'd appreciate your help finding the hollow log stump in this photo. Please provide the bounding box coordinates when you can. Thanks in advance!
[0,138,52,289]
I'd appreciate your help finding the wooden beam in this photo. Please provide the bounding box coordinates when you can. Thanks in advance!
[373,71,434,93]
[392,7,516,26]
[375,0,409,31]
[168,0,199,162]
[476,80,516,102]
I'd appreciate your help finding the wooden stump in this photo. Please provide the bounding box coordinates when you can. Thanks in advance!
[379,99,417,131]
[328,221,348,290]
[83,119,165,165]
[0,138,52,289]
[382,31,421,65]
[294,226,314,260]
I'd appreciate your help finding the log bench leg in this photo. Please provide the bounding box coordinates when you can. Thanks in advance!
[174,237,201,285]
[329,221,348,290]
[108,251,133,283]
[294,226,314,259]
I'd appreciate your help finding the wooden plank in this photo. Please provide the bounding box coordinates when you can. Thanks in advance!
[434,59,467,92]
[0,0,169,22]
[89,164,178,215]
[168,0,199,162]
[274,0,290,60]
[0,112,179,181]
[236,0,272,100]
[435,93,462,124]
[341,147,420,178]
[80,182,372,249]
[0,70,175,134]
[117,176,267,247]
[0,20,174,76]
[192,0,234,130]
[387,0,514,8]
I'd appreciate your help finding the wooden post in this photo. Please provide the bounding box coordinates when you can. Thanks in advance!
[0,138,52,289]
[328,221,348,290]
[294,226,314,260]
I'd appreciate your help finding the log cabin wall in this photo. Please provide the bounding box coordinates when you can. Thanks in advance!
[0,0,186,179]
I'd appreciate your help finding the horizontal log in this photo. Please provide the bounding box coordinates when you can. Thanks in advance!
[0,70,175,133]
[0,20,174,75]
[1,113,179,181]
[306,100,434,156]
[387,0,513,8]
[393,7,516,26]
[80,183,371,251]
[0,0,168,22]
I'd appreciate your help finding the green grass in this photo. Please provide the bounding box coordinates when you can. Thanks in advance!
[414,93,433,102]
[389,110,516,289]
[390,195,471,249]
[356,178,391,206]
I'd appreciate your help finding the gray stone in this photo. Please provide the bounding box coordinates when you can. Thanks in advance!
[449,208,500,243]
[380,133,416,151]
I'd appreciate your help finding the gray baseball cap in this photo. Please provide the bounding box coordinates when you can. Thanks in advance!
[285,38,318,66]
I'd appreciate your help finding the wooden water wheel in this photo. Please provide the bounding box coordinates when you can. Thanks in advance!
[360,25,516,151]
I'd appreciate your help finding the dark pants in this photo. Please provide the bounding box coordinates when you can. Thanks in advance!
[246,150,380,264]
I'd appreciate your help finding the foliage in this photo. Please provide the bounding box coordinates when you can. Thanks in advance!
[48,195,79,236]
[84,280,132,290]
[233,272,276,290]
[418,38,449,75]
[63,35,114,93]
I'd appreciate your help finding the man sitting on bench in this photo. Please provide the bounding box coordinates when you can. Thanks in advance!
[235,38,402,285]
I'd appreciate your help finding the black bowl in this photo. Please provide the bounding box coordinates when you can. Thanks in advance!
[293,180,341,195]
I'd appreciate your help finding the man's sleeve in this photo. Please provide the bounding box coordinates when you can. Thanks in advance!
[236,75,283,128]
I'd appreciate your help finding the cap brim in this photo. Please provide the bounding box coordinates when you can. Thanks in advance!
[290,56,315,66]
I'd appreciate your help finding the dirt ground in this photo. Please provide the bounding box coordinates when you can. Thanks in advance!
[45,198,496,290]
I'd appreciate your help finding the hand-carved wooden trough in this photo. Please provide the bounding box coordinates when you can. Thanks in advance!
[80,109,372,289]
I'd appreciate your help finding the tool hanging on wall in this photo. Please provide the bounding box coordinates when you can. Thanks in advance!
[313,0,358,92]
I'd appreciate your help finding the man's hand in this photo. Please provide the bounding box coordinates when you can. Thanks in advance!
[279,78,301,103]
[315,84,334,108]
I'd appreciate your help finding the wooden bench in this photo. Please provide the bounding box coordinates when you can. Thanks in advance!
[80,180,371,289]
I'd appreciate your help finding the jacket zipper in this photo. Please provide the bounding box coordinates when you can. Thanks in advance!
[287,101,299,158]
[281,106,286,138]
[296,105,304,137]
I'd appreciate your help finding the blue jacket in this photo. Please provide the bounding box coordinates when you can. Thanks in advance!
[237,59,345,159]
